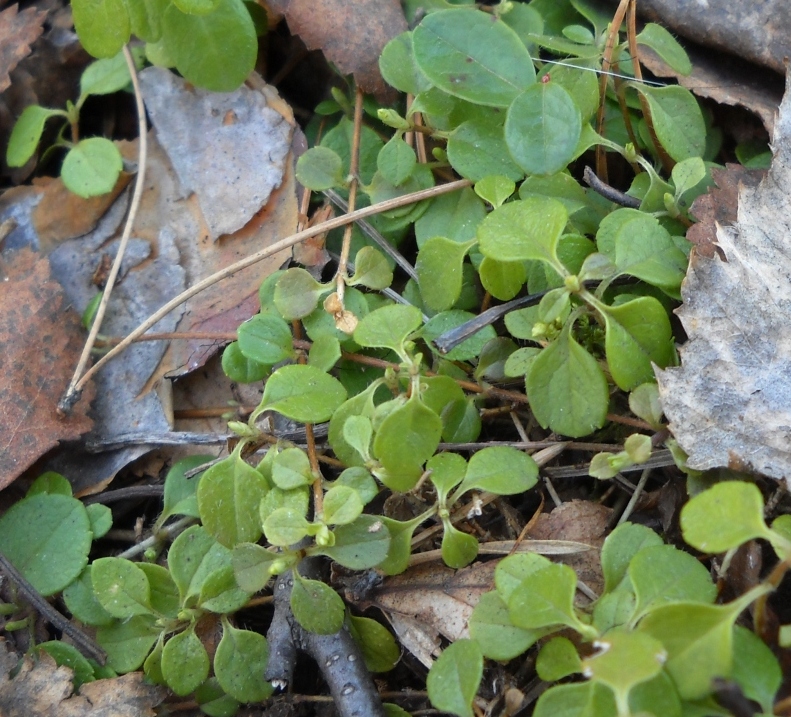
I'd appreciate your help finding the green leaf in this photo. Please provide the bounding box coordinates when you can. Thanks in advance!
[308,334,341,372]
[80,47,144,97]
[680,481,770,553]
[494,552,552,602]
[508,563,594,637]
[126,0,166,42]
[474,175,515,208]
[222,341,269,383]
[547,62,600,123]
[261,364,347,423]
[525,326,609,438]
[366,164,435,226]
[427,452,467,500]
[91,557,153,618]
[335,467,378,505]
[379,31,431,96]
[27,471,72,497]
[416,188,487,247]
[469,591,542,660]
[271,447,313,490]
[315,514,391,569]
[264,507,311,547]
[328,381,379,467]
[349,247,394,290]
[137,563,180,618]
[63,568,115,627]
[629,544,716,619]
[442,522,479,568]
[592,589,637,636]
[478,257,526,301]
[291,576,345,634]
[426,639,483,717]
[477,197,567,264]
[6,106,63,167]
[169,525,235,601]
[161,455,212,523]
[173,0,220,15]
[237,314,295,365]
[505,82,582,176]
[377,515,426,575]
[162,629,210,696]
[447,115,525,182]
[85,504,112,539]
[215,620,273,702]
[633,85,706,161]
[475,337,518,381]
[323,485,364,526]
[637,602,737,699]
[61,138,123,198]
[601,297,674,390]
[637,23,691,75]
[671,156,706,199]
[536,636,582,681]
[582,631,666,712]
[413,9,535,107]
[504,347,541,377]
[458,446,538,496]
[348,615,400,672]
[273,268,327,320]
[342,415,373,462]
[36,641,96,689]
[72,0,131,57]
[533,681,617,717]
[421,310,497,362]
[232,542,282,593]
[96,615,159,672]
[629,383,664,430]
[0,493,91,596]
[600,522,663,594]
[197,450,269,548]
[198,565,250,613]
[416,236,475,312]
[354,304,423,356]
[161,0,256,91]
[143,636,166,686]
[378,137,417,187]
[731,625,781,714]
[296,146,344,191]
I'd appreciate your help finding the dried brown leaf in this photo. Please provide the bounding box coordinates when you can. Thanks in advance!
[0,640,164,717]
[0,248,94,489]
[656,72,791,481]
[0,5,46,94]
[267,0,407,101]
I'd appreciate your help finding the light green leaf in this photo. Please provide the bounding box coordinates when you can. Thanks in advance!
[27,471,72,497]
[173,0,220,15]
[328,380,379,467]
[63,568,115,627]
[198,565,250,613]
[261,364,347,423]
[342,415,373,463]
[222,341,269,383]
[601,297,674,390]
[169,525,235,601]
[237,314,295,365]
[637,23,691,75]
[353,304,423,356]
[731,625,781,714]
[416,236,475,312]
[478,256,526,300]
[161,0,256,91]
[91,557,153,618]
[72,0,131,57]
[447,115,525,182]
[137,563,179,618]
[505,82,582,175]
[469,591,542,660]
[197,451,269,547]
[415,187,487,247]
[271,447,313,490]
[349,247,393,290]
[61,138,123,198]
[426,638,483,717]
[308,334,341,372]
[0,493,91,596]
[6,106,63,167]
[264,507,311,547]
[427,452,467,500]
[378,137,417,187]
[79,47,144,96]
[526,327,609,438]
[533,681,617,717]
[378,515,426,575]
[536,636,582,681]
[323,485,364,526]
[296,146,344,191]
[86,503,112,539]
[504,346,541,377]
[335,467,378,505]
[96,615,159,672]
[680,481,770,553]
[162,629,210,696]
[314,514,391,569]
[547,62,600,122]
[379,31,431,96]
[273,267,327,320]
[474,175,515,208]
[215,620,273,702]
[458,446,538,496]
[232,542,283,593]
[600,522,663,594]
[633,85,706,161]
[477,197,567,264]
[413,9,535,107]
[629,383,664,430]
[494,552,552,602]
[441,522,479,568]
[290,576,345,634]
[671,157,706,199]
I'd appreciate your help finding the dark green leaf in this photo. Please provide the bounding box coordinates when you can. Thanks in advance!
[469,591,542,660]
[416,236,475,312]
[222,341,270,383]
[36,641,96,689]
[378,137,417,187]
[447,115,525,182]
[198,565,250,613]
[237,314,295,365]
[633,85,706,161]
[137,563,180,618]
[458,446,538,496]
[379,31,431,96]
[86,503,112,539]
[63,568,115,627]
[232,542,282,593]
[636,23,691,75]
[273,268,327,320]
[731,625,781,714]
[348,615,400,672]
[161,455,212,523]
[415,188,487,247]
[169,525,235,601]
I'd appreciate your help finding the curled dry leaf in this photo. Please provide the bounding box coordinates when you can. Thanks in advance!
[0,249,95,489]
[267,0,407,101]
[656,71,791,482]
[0,4,47,94]
[0,639,165,717]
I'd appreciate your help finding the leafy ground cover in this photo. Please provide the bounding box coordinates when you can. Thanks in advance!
[1,1,791,716]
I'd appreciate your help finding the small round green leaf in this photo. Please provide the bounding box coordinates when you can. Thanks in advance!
[459,446,538,496]
[198,565,250,613]
[237,314,295,365]
[680,481,770,554]
[263,507,311,547]
[0,493,91,596]
[379,31,431,96]
[536,636,582,681]
[426,638,483,717]
[441,523,479,568]
[271,447,313,490]
[296,146,344,191]
[86,503,113,539]
[261,364,347,423]
[314,514,391,570]
[348,615,400,673]
[222,341,270,383]
[469,591,542,661]
[505,82,582,176]
[63,568,115,627]
[79,48,142,97]
[349,247,393,291]
[290,576,345,634]
[215,621,273,702]
[600,522,663,594]
[72,0,131,58]
[373,395,443,473]
[323,485,364,526]
[447,117,525,182]
[61,138,123,198]
[91,557,153,618]
[169,525,234,601]
[96,615,160,672]
[378,137,417,187]
[354,304,423,355]
[308,333,342,372]
[162,629,210,696]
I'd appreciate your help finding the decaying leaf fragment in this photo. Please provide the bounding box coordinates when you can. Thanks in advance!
[0,5,47,94]
[0,249,94,489]
[657,72,791,482]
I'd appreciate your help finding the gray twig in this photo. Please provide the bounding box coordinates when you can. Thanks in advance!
[267,557,386,717]
[583,166,641,208]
